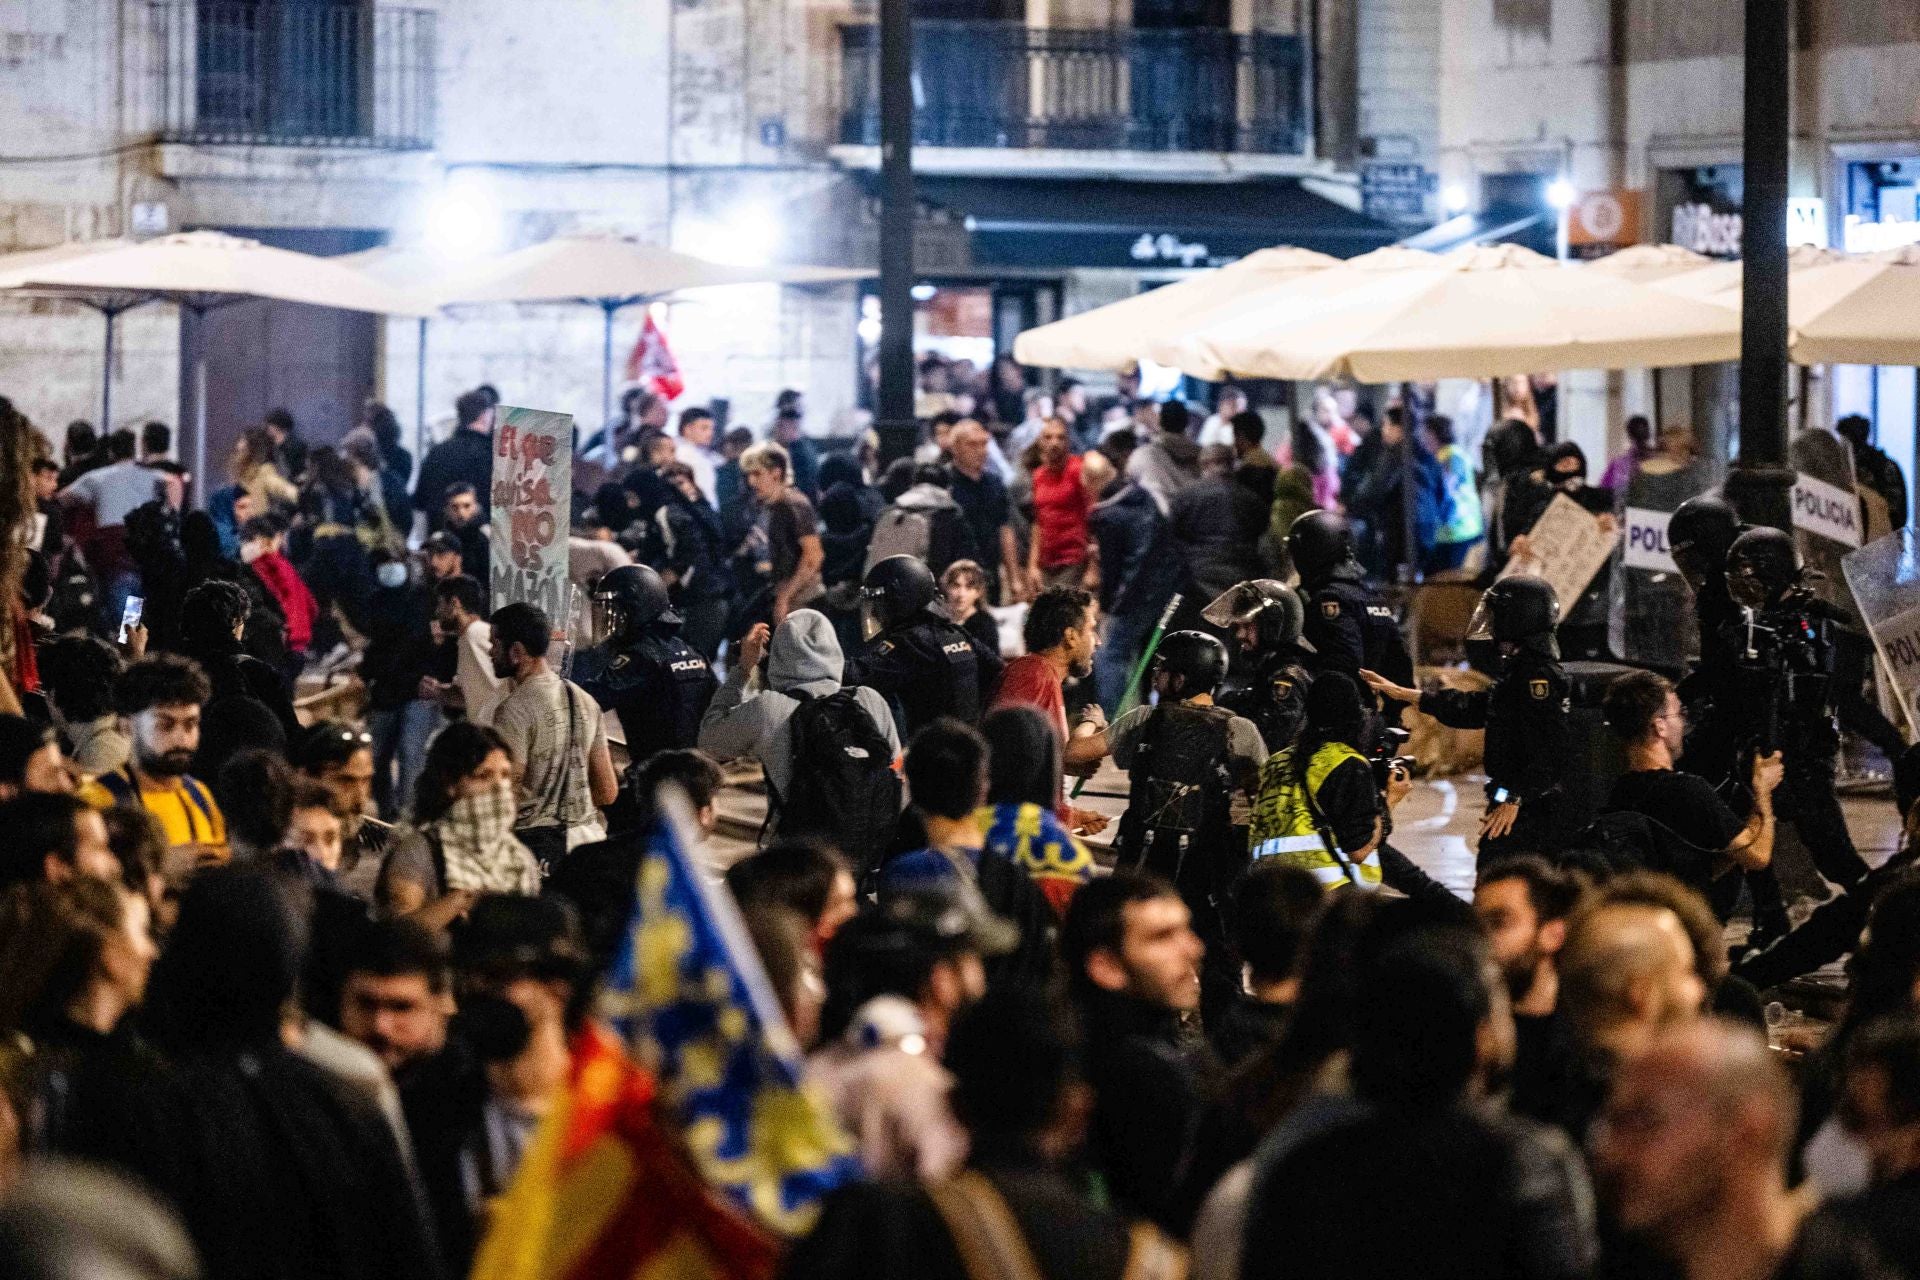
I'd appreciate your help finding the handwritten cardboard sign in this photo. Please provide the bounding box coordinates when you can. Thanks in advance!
[489,406,574,624]
[1500,493,1620,611]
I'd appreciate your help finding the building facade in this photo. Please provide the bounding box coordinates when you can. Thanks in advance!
[1434,0,1920,517]
[0,0,1404,471]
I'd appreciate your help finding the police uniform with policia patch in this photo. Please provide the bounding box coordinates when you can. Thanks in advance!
[1288,510,1414,726]
[1418,575,1571,865]
[578,564,717,787]
[1204,579,1316,754]
[844,554,1004,735]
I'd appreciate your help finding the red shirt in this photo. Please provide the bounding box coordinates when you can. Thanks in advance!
[993,653,1071,813]
[1030,455,1091,568]
[250,550,319,656]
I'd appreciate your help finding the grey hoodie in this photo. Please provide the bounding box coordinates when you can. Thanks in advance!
[697,608,902,803]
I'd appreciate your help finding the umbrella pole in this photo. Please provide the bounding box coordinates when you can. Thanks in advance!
[416,316,428,475]
[101,306,115,432]
[601,301,616,466]
[188,305,209,510]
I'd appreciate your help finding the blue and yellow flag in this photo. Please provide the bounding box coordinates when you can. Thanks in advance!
[600,791,860,1237]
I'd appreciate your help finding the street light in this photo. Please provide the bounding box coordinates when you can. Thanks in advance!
[1545,179,1577,210]
[1442,184,1471,215]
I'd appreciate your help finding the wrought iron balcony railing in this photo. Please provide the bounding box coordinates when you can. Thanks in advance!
[146,1,435,149]
[839,21,1310,155]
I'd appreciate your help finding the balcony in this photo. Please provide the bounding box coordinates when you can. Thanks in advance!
[145,1,435,149]
[838,22,1310,157]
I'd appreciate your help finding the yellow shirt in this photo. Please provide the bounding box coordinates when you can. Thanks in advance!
[80,769,229,859]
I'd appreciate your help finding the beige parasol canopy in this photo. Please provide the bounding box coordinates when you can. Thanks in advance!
[425,232,870,308]
[0,231,429,490]
[0,232,426,451]
[416,232,870,442]
[1782,246,1920,366]
[1010,247,1337,371]
[1582,243,1718,284]
[0,230,429,315]
[1168,243,1743,383]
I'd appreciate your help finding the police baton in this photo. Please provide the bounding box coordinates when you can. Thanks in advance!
[1070,593,1182,800]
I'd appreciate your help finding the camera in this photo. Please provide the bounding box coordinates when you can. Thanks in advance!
[1370,726,1414,791]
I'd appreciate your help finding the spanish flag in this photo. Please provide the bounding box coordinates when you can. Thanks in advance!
[469,1021,780,1280]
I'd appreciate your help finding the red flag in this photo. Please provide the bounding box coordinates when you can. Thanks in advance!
[626,312,685,402]
[470,1023,781,1280]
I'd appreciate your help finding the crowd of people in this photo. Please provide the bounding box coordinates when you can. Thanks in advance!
[0,373,1918,1280]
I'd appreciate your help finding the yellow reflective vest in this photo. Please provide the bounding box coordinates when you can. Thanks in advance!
[1248,742,1381,890]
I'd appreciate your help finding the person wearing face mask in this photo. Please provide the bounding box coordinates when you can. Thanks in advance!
[378,721,534,930]
[1718,528,1872,908]
[1506,442,1618,660]
[1366,576,1569,866]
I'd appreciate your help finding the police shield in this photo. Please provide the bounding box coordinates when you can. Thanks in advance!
[1841,529,1920,735]
[1790,427,1865,626]
[1617,458,1716,670]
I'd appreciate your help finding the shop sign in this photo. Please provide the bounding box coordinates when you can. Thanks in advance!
[1788,198,1828,248]
[1793,471,1863,548]
[1568,190,1642,259]
[1622,506,1679,574]
[1671,202,1744,257]
[1130,233,1211,267]
[1362,162,1431,223]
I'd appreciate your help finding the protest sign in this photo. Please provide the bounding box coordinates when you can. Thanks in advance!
[1622,506,1679,574]
[490,406,574,624]
[1499,493,1620,613]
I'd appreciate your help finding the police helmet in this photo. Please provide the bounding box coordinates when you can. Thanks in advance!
[1153,631,1231,697]
[1287,510,1357,585]
[1202,580,1310,655]
[1468,575,1560,644]
[1667,494,1745,589]
[861,554,940,640]
[591,564,680,644]
[1725,527,1800,608]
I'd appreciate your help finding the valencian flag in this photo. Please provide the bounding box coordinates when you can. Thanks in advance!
[469,1020,780,1280]
[627,310,686,402]
[604,788,860,1235]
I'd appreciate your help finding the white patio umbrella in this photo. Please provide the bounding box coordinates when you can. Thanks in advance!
[422,232,871,450]
[1169,243,1744,383]
[1582,243,1718,285]
[0,239,144,429]
[1011,247,1337,371]
[1781,246,1920,367]
[0,231,429,498]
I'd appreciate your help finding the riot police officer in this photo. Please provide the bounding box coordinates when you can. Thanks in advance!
[1720,527,1871,895]
[577,564,718,773]
[1109,629,1264,1021]
[1668,493,1747,785]
[843,554,1004,735]
[1288,510,1414,719]
[1365,575,1569,865]
[1203,578,1315,753]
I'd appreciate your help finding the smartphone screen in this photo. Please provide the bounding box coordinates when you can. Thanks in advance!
[119,595,144,644]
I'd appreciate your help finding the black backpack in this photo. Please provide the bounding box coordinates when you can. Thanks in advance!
[772,688,902,880]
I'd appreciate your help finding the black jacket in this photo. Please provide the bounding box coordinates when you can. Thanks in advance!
[785,1158,1136,1280]
[1301,568,1414,690]
[1167,474,1267,607]
[1088,481,1180,621]
[413,428,494,528]
[1076,989,1216,1229]
[1423,649,1570,807]
[1244,1100,1596,1280]
[845,613,1003,733]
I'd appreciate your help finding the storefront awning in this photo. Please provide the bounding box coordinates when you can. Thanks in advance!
[906,175,1398,270]
[1398,203,1555,257]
